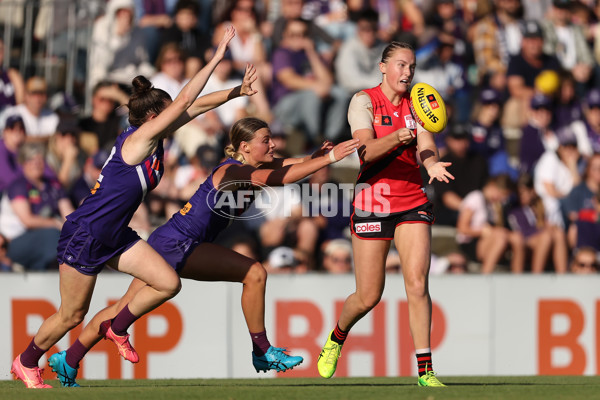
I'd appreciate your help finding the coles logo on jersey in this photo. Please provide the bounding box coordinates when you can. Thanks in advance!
[354,222,382,233]
[427,94,440,110]
[374,114,393,126]
[404,115,417,130]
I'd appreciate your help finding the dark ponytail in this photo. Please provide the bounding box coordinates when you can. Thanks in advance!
[127,75,172,126]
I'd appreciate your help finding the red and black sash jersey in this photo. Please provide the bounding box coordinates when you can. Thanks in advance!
[353,85,428,214]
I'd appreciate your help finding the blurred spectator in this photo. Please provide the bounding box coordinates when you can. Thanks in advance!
[321,238,352,273]
[0,37,25,113]
[151,43,189,98]
[413,39,469,124]
[571,88,600,158]
[554,71,583,130]
[134,0,175,63]
[227,233,260,260]
[472,0,525,91]
[0,115,27,192]
[89,0,155,90]
[534,126,582,228]
[508,173,568,273]
[0,233,12,272]
[573,191,600,252]
[0,143,74,270]
[431,125,489,226]
[213,0,270,82]
[265,245,308,273]
[159,0,212,77]
[429,250,469,275]
[505,20,561,128]
[561,152,600,247]
[270,18,348,143]
[470,88,517,178]
[46,120,86,191]
[173,144,219,204]
[212,0,273,122]
[69,149,110,207]
[1,76,59,143]
[78,81,129,155]
[541,0,593,88]
[301,0,355,45]
[456,174,524,274]
[334,8,386,96]
[385,248,401,273]
[569,246,599,274]
[271,0,336,56]
[519,93,557,175]
[203,48,256,129]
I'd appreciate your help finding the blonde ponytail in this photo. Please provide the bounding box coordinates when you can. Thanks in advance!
[224,144,245,163]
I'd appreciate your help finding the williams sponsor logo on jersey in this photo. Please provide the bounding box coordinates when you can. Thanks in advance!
[354,222,382,233]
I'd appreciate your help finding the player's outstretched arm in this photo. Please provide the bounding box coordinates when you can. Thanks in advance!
[259,141,335,169]
[220,139,359,187]
[417,127,454,184]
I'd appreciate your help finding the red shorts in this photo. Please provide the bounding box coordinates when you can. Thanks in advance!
[350,202,435,240]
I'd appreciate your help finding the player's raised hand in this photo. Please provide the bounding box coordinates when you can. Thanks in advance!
[240,64,258,97]
[396,127,416,145]
[427,161,454,184]
[214,25,236,60]
[329,139,360,163]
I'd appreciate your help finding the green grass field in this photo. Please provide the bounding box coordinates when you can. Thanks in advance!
[1,376,598,400]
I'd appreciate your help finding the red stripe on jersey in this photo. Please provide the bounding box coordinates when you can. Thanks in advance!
[145,159,155,187]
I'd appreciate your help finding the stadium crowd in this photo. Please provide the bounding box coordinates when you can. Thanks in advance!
[0,0,599,274]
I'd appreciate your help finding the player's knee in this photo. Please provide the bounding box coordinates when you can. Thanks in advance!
[358,293,382,312]
[161,276,182,299]
[404,274,427,298]
[60,308,88,330]
[245,262,267,287]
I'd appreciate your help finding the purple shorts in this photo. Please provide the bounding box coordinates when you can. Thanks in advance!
[57,220,140,275]
[147,225,199,273]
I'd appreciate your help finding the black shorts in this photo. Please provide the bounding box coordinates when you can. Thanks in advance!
[350,202,435,240]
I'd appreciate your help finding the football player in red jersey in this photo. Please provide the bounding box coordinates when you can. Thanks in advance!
[317,42,453,387]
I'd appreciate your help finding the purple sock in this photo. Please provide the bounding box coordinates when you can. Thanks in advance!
[20,338,46,368]
[250,331,271,356]
[111,305,139,336]
[65,339,89,368]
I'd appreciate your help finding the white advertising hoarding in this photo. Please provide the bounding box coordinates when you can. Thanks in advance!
[1,273,598,380]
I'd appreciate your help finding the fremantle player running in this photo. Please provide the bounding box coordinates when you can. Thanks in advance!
[48,117,360,386]
[316,42,453,387]
[11,27,258,389]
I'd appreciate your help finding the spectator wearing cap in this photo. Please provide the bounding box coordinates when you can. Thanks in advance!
[541,0,593,88]
[78,81,129,155]
[472,0,525,91]
[471,88,517,179]
[0,37,25,114]
[431,124,489,226]
[519,93,557,175]
[0,115,27,192]
[571,88,600,158]
[321,238,353,273]
[0,76,59,142]
[0,143,74,270]
[533,126,582,228]
[265,246,307,274]
[46,120,86,191]
[504,20,562,128]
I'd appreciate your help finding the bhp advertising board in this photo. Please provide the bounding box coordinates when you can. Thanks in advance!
[2,274,599,379]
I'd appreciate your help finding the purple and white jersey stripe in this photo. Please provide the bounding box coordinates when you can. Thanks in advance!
[66,126,164,247]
